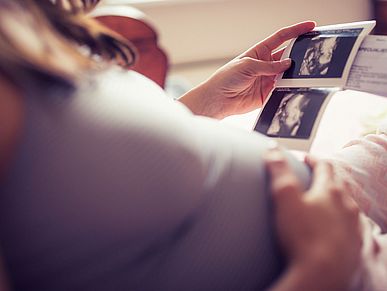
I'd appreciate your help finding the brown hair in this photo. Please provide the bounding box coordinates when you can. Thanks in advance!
[0,0,136,93]
[53,0,101,13]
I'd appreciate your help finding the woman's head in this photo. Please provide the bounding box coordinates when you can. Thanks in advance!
[51,0,101,14]
[0,0,139,186]
[0,0,136,94]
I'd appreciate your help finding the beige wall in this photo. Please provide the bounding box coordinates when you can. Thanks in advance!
[101,0,373,84]
[131,0,372,65]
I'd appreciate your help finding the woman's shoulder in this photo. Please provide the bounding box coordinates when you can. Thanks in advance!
[84,66,167,102]
[74,66,191,123]
[21,66,204,187]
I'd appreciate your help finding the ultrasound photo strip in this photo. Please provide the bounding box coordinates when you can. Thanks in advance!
[254,88,337,152]
[276,21,376,88]
[253,21,376,151]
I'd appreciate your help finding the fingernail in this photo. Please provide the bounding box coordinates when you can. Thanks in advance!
[282,58,292,67]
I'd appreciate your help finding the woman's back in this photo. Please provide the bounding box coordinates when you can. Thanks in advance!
[0,67,310,290]
[0,79,21,291]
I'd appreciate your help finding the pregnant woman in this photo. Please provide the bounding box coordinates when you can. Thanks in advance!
[0,1,386,290]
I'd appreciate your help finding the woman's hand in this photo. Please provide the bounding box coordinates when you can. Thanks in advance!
[179,21,315,119]
[265,150,362,291]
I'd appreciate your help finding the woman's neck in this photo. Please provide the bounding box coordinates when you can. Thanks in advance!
[0,78,24,180]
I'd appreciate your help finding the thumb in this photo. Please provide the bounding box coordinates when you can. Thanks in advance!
[264,149,303,210]
[241,57,292,76]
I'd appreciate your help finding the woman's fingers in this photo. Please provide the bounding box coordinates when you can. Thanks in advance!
[272,47,286,61]
[238,57,292,76]
[243,21,316,59]
[309,160,358,214]
[265,149,303,208]
[262,21,316,51]
[306,158,360,223]
[309,160,336,197]
[304,154,318,168]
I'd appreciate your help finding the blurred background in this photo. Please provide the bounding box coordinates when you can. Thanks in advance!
[94,0,387,156]
[100,0,375,86]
